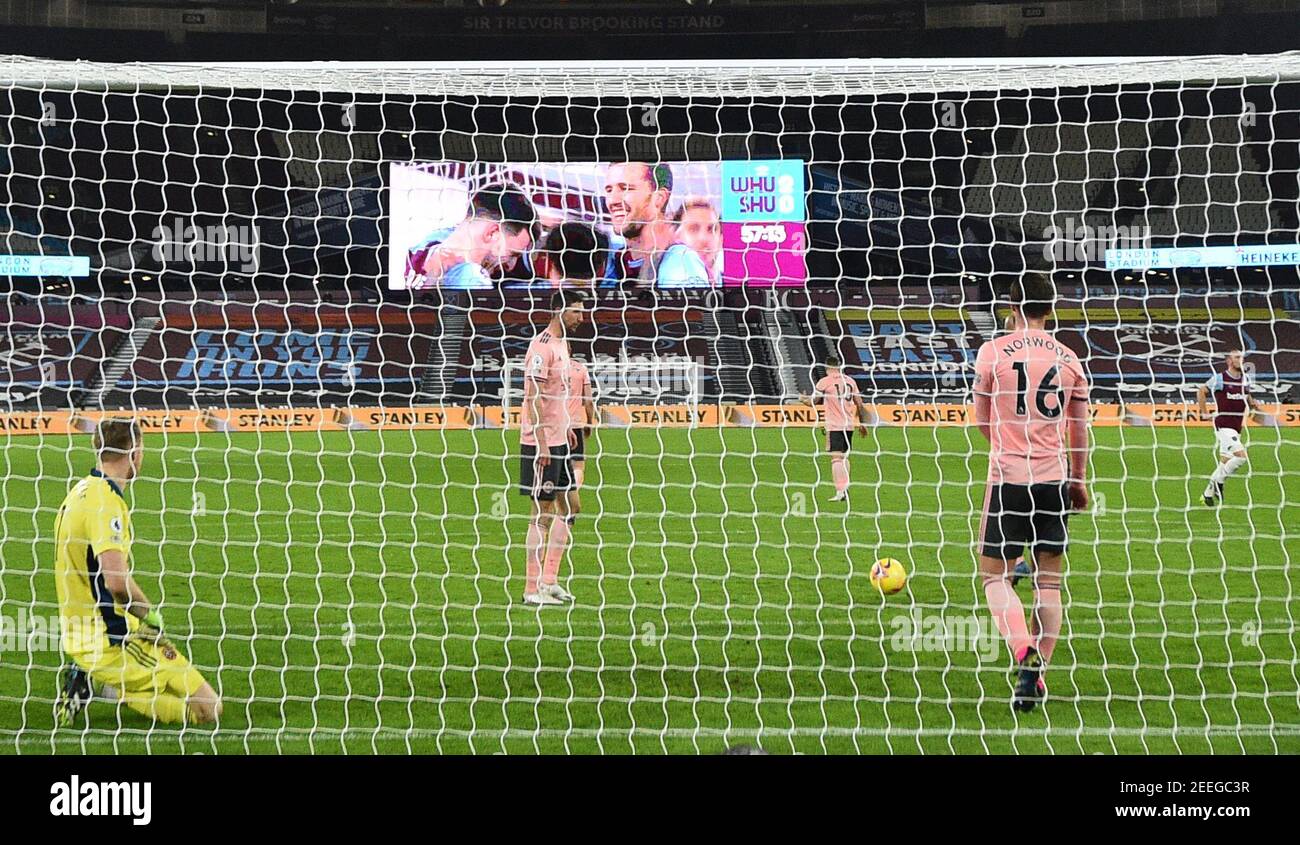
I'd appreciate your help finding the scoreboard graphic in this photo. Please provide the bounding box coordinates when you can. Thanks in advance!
[721,159,808,287]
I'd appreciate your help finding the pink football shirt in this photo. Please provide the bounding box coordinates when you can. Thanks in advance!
[519,328,573,448]
[815,372,861,431]
[973,329,1089,484]
[566,358,592,430]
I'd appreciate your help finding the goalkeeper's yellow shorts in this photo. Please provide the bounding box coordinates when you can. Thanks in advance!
[73,638,208,700]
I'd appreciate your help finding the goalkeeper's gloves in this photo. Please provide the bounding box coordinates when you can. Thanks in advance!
[142,608,164,631]
[134,608,176,652]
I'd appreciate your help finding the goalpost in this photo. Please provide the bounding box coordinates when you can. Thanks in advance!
[1,52,1299,754]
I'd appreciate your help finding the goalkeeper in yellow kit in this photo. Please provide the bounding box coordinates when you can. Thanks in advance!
[53,418,221,726]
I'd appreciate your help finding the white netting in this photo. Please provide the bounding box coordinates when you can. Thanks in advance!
[0,53,1298,754]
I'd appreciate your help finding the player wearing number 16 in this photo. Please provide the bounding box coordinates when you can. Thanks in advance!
[972,273,1091,714]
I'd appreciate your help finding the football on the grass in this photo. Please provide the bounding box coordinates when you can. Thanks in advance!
[870,558,908,595]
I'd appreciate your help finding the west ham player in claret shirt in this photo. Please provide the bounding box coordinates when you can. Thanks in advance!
[972,273,1091,713]
[1197,349,1263,506]
[404,184,539,290]
[601,162,711,289]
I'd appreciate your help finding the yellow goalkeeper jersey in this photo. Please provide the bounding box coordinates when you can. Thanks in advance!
[53,469,140,660]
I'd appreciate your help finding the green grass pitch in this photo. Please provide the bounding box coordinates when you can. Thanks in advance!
[2,425,1298,754]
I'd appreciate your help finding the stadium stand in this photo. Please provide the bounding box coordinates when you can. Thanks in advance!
[451,291,729,406]
[1,300,132,411]
[98,301,438,409]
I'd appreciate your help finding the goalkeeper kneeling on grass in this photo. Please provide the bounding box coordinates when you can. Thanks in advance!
[53,418,221,727]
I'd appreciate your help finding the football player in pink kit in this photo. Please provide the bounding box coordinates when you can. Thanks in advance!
[566,356,597,495]
[1001,309,1030,589]
[519,289,589,606]
[972,273,1091,712]
[544,353,597,584]
[1197,350,1262,506]
[805,356,869,502]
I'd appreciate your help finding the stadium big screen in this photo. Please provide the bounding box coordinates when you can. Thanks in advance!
[388,159,808,290]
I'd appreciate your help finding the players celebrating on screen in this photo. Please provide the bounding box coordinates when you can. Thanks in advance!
[803,355,869,503]
[404,184,540,290]
[673,198,723,287]
[537,221,610,289]
[53,419,222,727]
[519,289,589,606]
[1197,349,1262,506]
[602,162,711,289]
[972,273,1090,714]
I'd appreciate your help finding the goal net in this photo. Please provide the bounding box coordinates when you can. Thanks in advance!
[501,358,705,429]
[2,53,1299,754]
